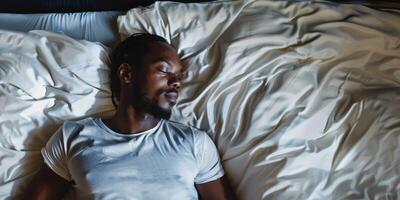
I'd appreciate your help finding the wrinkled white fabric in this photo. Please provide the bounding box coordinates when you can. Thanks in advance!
[0,0,400,199]
[118,1,400,199]
[0,30,115,199]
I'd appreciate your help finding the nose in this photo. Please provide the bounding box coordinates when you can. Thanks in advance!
[171,82,181,90]
[168,75,181,90]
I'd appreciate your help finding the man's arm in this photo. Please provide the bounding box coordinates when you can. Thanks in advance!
[22,164,71,200]
[196,176,237,200]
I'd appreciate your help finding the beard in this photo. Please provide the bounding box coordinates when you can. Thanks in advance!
[132,88,172,119]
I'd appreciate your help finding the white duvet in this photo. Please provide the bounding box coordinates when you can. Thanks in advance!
[118,1,400,199]
[0,0,399,199]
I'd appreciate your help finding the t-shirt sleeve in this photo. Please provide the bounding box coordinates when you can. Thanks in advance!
[194,131,225,184]
[41,124,72,181]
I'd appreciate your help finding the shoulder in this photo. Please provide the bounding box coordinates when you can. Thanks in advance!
[162,120,210,143]
[64,117,95,126]
[53,117,98,155]
[163,120,207,136]
[61,117,93,132]
[57,117,97,141]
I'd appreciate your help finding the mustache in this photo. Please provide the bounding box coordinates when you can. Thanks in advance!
[160,88,179,95]
[165,88,178,94]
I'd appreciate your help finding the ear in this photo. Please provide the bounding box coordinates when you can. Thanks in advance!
[118,63,133,84]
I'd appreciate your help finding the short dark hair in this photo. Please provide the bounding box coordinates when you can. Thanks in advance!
[110,33,169,107]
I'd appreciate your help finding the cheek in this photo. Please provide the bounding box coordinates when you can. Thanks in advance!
[141,71,170,105]
[146,78,167,100]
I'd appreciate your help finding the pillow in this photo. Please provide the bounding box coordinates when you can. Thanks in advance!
[0,30,114,199]
[118,1,400,199]
[0,11,123,46]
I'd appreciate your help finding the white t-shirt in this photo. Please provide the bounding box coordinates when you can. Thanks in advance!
[41,117,224,200]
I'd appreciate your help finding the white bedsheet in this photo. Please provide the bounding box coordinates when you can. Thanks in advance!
[0,30,115,199]
[118,0,400,199]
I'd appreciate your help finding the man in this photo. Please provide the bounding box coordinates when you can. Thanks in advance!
[23,33,235,200]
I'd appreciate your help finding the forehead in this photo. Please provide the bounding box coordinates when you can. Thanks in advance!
[143,42,183,71]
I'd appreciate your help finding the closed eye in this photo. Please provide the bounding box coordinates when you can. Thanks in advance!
[157,69,169,74]
[157,69,183,81]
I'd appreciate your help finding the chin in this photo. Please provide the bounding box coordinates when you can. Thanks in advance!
[150,103,172,119]
[134,95,173,119]
[159,100,175,111]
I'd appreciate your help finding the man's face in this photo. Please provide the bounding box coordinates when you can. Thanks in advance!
[132,42,184,119]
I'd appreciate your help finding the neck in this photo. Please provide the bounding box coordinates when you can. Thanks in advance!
[104,103,160,134]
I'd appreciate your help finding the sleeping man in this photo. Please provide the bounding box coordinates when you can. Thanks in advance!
[23,33,235,200]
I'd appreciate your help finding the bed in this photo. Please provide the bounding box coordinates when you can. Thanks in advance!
[0,0,399,199]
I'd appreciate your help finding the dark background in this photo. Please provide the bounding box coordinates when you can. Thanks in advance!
[0,0,213,13]
[1,0,400,13]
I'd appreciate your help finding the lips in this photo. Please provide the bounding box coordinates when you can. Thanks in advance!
[164,91,178,103]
